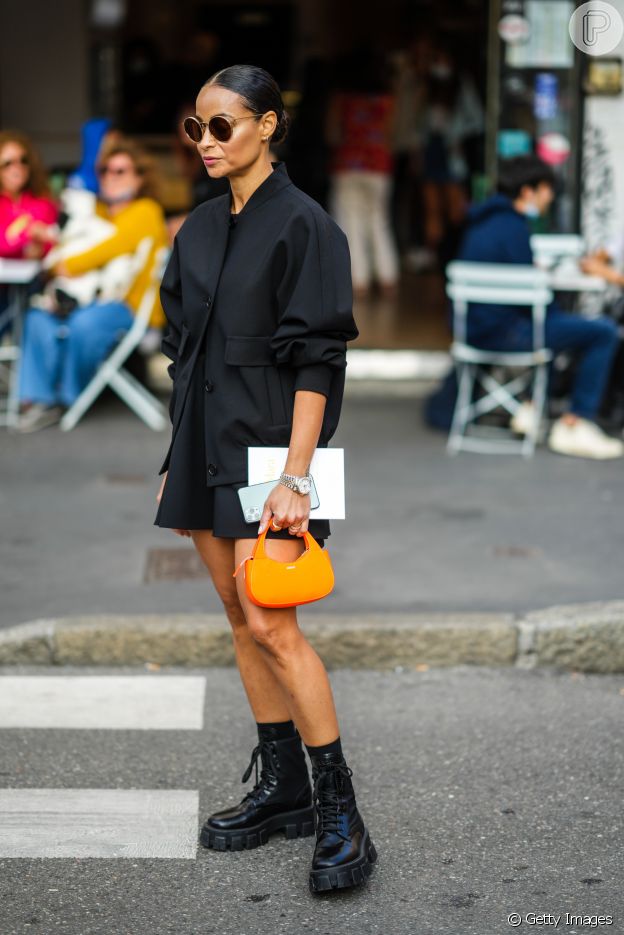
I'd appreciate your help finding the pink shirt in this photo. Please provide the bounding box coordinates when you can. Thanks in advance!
[0,190,58,259]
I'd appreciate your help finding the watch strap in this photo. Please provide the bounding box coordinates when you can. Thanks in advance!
[279,472,310,493]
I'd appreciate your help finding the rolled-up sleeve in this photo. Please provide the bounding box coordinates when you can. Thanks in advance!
[271,210,358,397]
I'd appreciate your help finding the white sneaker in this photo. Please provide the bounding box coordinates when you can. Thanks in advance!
[16,403,63,434]
[510,401,542,437]
[548,417,624,460]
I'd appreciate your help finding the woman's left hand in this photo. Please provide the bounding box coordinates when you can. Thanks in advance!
[259,484,310,537]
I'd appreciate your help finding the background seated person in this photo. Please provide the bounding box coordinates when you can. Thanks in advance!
[456,155,622,460]
[0,130,59,342]
[0,130,58,261]
[17,137,168,433]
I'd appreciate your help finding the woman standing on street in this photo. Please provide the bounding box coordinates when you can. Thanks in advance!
[155,65,376,893]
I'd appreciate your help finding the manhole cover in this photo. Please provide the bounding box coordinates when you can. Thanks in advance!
[144,548,209,582]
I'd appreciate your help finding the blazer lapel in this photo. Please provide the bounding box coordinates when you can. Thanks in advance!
[185,195,231,326]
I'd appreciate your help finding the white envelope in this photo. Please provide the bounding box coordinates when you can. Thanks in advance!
[247,447,345,519]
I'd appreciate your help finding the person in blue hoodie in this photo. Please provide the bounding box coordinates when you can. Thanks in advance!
[66,119,117,193]
[453,154,622,460]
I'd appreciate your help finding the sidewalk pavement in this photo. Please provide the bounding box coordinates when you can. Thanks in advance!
[2,389,624,667]
[1,665,622,935]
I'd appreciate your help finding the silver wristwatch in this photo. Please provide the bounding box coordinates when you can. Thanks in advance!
[279,472,312,496]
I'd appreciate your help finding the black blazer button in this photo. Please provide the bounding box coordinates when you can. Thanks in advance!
[205,295,212,308]
[208,463,218,477]
[204,380,214,393]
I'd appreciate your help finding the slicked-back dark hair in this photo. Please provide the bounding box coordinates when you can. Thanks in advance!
[498,155,556,199]
[202,64,290,143]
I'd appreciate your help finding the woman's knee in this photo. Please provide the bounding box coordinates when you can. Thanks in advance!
[246,615,299,660]
[66,307,98,343]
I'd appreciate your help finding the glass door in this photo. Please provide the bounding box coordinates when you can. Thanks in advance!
[486,0,584,231]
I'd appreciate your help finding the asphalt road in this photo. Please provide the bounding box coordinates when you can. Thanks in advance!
[1,665,623,935]
[2,391,624,630]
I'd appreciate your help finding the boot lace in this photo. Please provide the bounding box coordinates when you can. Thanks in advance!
[240,740,280,803]
[313,763,353,841]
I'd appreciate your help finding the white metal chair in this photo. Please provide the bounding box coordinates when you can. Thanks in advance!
[530,234,585,268]
[446,261,554,457]
[0,317,20,429]
[60,245,169,432]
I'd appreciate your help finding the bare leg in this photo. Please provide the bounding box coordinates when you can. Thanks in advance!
[190,530,292,724]
[233,537,340,747]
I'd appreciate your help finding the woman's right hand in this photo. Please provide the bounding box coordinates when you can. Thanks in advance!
[156,471,190,538]
[29,220,56,244]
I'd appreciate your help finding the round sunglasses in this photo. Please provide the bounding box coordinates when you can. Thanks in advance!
[98,164,135,177]
[183,113,263,144]
[0,155,29,171]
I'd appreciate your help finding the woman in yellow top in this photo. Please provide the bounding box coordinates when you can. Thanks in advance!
[18,137,168,433]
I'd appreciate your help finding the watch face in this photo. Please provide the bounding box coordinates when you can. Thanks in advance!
[298,477,311,495]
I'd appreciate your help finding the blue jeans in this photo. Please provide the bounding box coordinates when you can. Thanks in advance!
[472,310,619,421]
[18,301,134,407]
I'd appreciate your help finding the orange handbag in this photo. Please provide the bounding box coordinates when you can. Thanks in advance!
[233,525,335,608]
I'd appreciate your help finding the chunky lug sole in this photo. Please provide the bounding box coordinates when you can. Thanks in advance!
[309,829,378,893]
[200,805,315,851]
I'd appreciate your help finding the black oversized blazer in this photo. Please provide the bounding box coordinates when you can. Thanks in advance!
[158,162,359,486]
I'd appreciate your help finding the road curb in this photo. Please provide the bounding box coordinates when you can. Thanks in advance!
[1,602,624,671]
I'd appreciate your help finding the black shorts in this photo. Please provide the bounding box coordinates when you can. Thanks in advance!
[155,478,329,543]
[154,372,330,543]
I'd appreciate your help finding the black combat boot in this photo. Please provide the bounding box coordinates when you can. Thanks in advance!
[200,728,314,851]
[308,751,377,892]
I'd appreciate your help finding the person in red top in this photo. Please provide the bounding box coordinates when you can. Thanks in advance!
[327,49,399,298]
[0,131,58,260]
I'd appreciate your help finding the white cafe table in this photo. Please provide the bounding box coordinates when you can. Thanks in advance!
[531,233,586,262]
[530,233,608,294]
[0,258,42,285]
[546,266,607,294]
[0,258,42,428]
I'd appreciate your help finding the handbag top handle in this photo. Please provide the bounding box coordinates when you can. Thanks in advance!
[233,524,323,578]
[253,525,322,560]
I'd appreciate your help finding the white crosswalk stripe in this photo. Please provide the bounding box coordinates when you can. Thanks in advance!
[0,789,199,859]
[0,675,206,730]
[0,674,207,859]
